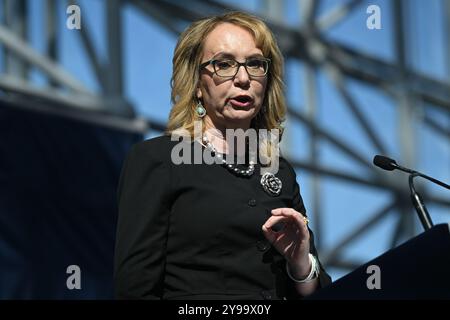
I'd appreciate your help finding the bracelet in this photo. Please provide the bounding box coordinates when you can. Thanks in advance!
[286,253,319,283]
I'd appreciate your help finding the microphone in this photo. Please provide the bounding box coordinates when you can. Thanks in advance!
[373,155,450,189]
[373,155,397,171]
[373,155,450,231]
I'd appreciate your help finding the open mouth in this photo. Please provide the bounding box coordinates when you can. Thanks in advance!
[229,95,253,107]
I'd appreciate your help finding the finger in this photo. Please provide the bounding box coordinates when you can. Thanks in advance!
[262,223,289,245]
[269,211,305,232]
[263,215,288,232]
[261,224,276,243]
[271,207,303,217]
[271,208,293,215]
[272,208,309,228]
[274,210,311,241]
[262,218,286,243]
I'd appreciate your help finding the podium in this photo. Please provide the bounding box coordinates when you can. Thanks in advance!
[308,223,450,299]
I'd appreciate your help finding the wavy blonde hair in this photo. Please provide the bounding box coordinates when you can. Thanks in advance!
[166,11,286,161]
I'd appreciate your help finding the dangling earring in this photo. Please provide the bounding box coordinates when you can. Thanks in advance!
[196,101,206,118]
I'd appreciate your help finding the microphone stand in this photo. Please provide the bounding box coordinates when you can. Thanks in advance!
[408,173,434,231]
[397,164,450,190]
[373,155,450,232]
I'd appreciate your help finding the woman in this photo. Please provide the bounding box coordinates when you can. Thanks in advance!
[114,11,331,300]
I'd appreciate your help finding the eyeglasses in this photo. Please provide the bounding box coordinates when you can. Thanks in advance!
[199,57,270,78]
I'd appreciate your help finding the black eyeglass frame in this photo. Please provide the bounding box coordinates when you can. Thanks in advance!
[199,57,271,78]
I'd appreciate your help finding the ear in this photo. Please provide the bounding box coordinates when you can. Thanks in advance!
[196,86,202,100]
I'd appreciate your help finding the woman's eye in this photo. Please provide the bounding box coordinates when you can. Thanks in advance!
[247,59,263,68]
[216,61,233,69]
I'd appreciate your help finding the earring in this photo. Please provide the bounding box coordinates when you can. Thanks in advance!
[196,101,206,118]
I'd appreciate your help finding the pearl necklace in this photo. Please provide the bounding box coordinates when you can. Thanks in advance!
[200,136,255,177]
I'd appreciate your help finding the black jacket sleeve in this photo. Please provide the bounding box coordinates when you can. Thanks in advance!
[291,171,332,290]
[113,141,172,299]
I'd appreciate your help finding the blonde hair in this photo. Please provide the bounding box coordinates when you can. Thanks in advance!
[166,11,286,161]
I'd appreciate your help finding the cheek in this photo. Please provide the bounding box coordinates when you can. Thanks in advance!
[262,79,268,94]
[255,81,268,102]
[202,78,230,103]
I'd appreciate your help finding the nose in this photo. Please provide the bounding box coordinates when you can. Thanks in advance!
[233,64,250,87]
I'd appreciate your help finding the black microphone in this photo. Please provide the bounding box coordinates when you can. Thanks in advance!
[373,155,397,171]
[372,155,450,231]
[373,155,414,174]
[373,155,450,189]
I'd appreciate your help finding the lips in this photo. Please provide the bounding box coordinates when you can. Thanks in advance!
[229,95,253,108]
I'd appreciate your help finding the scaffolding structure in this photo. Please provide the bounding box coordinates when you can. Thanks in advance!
[1,0,449,276]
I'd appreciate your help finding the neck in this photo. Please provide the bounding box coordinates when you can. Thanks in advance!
[203,116,250,156]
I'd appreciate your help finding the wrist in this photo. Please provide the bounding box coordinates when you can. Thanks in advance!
[288,257,312,279]
[286,254,319,283]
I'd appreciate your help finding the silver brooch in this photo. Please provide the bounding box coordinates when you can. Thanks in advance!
[260,172,282,196]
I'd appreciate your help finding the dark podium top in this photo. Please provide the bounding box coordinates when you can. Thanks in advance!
[308,223,450,299]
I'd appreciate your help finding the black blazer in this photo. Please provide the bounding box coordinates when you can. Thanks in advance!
[114,135,331,300]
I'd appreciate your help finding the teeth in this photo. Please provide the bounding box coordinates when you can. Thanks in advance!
[234,96,250,102]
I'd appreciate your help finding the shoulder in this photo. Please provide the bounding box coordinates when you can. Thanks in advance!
[275,155,302,190]
[278,155,297,177]
[127,134,180,162]
[131,134,175,152]
[118,135,180,190]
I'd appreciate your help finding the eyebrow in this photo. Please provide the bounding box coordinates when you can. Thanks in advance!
[212,52,265,60]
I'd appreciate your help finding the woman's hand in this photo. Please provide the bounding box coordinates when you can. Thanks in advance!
[262,208,311,279]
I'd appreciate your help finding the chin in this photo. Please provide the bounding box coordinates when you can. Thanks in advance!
[228,107,257,116]
[225,112,255,122]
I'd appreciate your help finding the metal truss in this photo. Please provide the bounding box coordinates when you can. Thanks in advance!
[1,0,449,276]
[125,0,450,275]
[0,0,152,132]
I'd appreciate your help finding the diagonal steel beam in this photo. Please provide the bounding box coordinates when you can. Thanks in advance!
[316,0,365,31]
[322,41,450,112]
[322,200,396,265]
[0,75,107,111]
[326,259,363,270]
[426,194,450,208]
[324,63,387,155]
[45,0,58,87]
[135,0,450,113]
[67,0,106,92]
[288,158,391,190]
[423,114,450,140]
[0,95,148,133]
[3,0,28,78]
[128,0,182,36]
[0,24,92,94]
[288,106,375,170]
[106,0,123,96]
[300,0,320,25]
